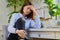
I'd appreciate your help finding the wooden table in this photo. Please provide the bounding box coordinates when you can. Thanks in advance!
[29,28,60,40]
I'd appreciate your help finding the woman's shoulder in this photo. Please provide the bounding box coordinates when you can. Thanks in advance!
[12,12,23,17]
[11,12,23,21]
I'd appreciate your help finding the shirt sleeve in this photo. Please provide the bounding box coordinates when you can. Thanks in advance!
[8,13,17,33]
[30,15,41,28]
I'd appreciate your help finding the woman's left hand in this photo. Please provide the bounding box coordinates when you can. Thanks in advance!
[30,6,38,19]
[16,30,25,38]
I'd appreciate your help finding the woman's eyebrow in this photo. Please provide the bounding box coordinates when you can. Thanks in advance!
[27,7,30,9]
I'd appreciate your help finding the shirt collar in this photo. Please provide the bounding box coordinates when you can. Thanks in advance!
[19,12,28,19]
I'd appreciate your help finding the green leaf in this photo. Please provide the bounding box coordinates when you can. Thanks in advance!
[49,11,55,16]
[8,11,18,23]
[6,0,25,23]
[44,0,60,17]
[8,15,12,23]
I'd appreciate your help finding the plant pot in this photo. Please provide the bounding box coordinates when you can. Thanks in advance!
[42,19,58,28]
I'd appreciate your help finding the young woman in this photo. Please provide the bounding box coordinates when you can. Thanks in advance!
[7,1,41,40]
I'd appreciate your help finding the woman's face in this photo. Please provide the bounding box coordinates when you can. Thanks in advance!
[23,5,31,15]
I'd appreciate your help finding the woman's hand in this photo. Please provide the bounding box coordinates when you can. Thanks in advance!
[30,6,38,19]
[16,30,25,38]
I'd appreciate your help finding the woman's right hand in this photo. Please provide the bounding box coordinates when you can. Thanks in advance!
[16,30,25,38]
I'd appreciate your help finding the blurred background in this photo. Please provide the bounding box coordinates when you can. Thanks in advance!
[0,0,60,40]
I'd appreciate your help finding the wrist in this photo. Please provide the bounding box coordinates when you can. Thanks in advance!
[15,29,19,34]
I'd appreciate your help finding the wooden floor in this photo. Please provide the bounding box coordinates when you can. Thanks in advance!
[29,38,58,40]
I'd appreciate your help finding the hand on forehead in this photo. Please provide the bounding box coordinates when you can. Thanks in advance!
[26,5,33,8]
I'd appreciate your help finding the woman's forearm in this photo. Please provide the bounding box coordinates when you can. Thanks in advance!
[8,25,16,33]
[35,15,41,28]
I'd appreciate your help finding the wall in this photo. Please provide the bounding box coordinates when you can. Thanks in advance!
[0,0,14,30]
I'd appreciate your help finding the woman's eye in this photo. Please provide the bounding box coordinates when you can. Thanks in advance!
[27,8,30,9]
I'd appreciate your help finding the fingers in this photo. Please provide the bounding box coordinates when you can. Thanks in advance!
[18,33,25,38]
[29,6,36,12]
[16,30,25,38]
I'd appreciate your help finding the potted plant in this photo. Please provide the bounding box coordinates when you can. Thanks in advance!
[42,0,60,28]
[6,0,26,23]
[44,0,60,19]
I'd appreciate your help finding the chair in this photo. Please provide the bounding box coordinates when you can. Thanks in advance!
[2,25,9,40]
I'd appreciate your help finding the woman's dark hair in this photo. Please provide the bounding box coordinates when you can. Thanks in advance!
[20,1,33,20]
